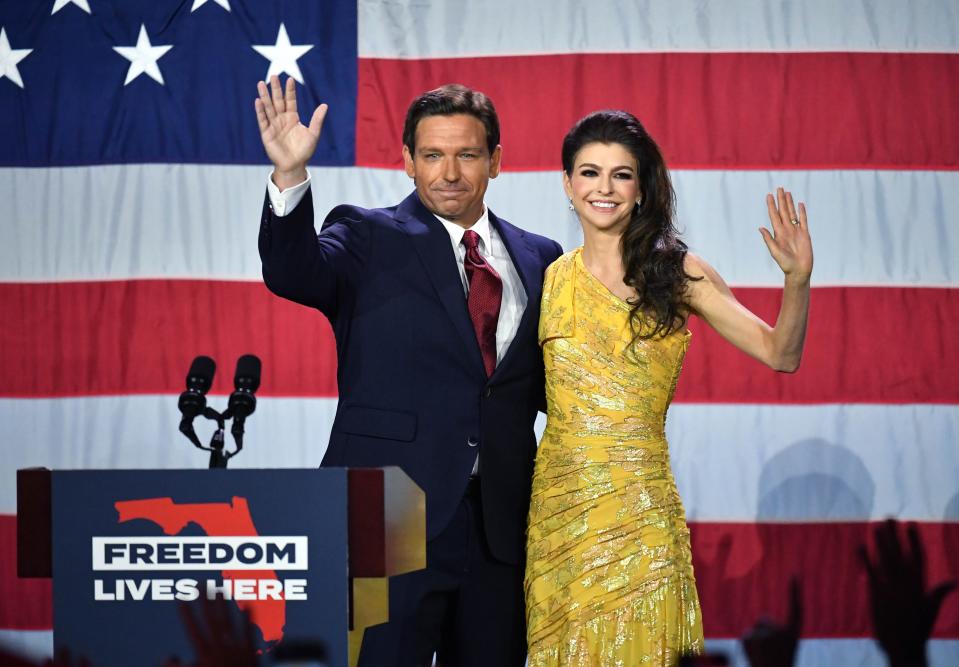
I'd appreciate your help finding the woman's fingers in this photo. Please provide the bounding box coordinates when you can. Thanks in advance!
[758,226,778,257]
[798,201,809,231]
[761,188,813,274]
[766,192,782,232]
[785,190,799,224]
[768,187,810,240]
[777,187,792,226]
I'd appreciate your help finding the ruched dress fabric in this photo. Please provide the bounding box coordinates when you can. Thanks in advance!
[525,248,704,666]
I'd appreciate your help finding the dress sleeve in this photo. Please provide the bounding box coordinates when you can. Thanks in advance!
[538,251,576,346]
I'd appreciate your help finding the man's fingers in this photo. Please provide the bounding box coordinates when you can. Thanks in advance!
[257,81,277,122]
[858,544,879,584]
[787,577,804,632]
[178,602,210,656]
[907,522,927,585]
[285,75,297,114]
[270,74,285,114]
[308,103,329,138]
[875,519,904,575]
[928,580,958,618]
[204,596,234,641]
[254,99,270,134]
[241,609,257,652]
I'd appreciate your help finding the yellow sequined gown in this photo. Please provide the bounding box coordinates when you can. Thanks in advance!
[525,248,704,666]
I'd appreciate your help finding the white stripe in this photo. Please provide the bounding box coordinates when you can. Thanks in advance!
[672,169,959,287]
[0,632,956,664]
[0,395,336,514]
[2,397,957,523]
[358,0,959,58]
[705,639,959,667]
[0,630,52,662]
[668,403,959,522]
[3,166,958,286]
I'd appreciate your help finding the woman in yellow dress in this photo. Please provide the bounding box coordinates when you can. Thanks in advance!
[525,110,813,666]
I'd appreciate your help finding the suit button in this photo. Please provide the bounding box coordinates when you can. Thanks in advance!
[484,387,492,398]
[467,437,479,448]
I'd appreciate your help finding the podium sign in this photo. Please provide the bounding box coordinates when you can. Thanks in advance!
[50,469,348,666]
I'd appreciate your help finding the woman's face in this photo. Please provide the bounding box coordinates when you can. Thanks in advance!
[564,141,641,235]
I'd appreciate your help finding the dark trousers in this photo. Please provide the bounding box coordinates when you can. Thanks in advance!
[357,480,527,667]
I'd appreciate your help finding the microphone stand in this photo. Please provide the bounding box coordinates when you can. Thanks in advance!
[204,406,229,469]
[180,406,237,469]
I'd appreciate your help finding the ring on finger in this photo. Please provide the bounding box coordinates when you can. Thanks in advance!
[790,218,799,225]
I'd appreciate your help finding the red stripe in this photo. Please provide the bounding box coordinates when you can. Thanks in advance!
[356,53,959,170]
[677,286,959,404]
[3,517,957,637]
[690,521,959,639]
[0,515,51,630]
[0,280,338,398]
[1,281,956,402]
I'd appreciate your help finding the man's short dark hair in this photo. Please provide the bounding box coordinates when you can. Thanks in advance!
[402,84,501,156]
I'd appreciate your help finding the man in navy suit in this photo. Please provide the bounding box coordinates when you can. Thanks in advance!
[255,75,562,666]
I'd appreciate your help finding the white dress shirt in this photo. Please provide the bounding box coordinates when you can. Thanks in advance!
[266,171,311,217]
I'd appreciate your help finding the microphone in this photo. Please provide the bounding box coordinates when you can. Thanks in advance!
[227,355,261,460]
[178,356,216,448]
[228,354,261,423]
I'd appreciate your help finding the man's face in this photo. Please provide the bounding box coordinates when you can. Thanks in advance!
[402,114,502,227]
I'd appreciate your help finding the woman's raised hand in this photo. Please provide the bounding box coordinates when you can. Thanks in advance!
[255,75,328,187]
[760,187,813,282]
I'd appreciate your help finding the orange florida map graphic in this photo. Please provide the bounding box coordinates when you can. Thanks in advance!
[114,496,286,642]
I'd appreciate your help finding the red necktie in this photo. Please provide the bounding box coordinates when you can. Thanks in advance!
[462,230,502,377]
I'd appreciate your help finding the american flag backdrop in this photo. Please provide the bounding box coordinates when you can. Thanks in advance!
[1,0,958,664]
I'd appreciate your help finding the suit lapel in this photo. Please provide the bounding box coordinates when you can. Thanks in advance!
[489,209,542,378]
[396,193,487,377]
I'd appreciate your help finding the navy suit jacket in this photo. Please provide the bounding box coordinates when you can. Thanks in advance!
[259,189,563,564]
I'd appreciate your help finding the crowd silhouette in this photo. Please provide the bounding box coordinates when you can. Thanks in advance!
[1,519,954,666]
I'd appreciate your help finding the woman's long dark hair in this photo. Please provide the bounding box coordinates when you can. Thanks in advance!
[562,110,697,340]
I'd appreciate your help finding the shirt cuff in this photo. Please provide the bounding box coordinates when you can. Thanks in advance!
[266,170,311,217]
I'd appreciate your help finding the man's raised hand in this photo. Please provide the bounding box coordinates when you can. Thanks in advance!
[255,75,328,190]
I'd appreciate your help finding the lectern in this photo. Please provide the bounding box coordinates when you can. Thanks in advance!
[17,467,425,667]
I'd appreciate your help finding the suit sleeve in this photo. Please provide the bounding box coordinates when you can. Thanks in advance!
[550,239,564,262]
[258,187,370,319]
